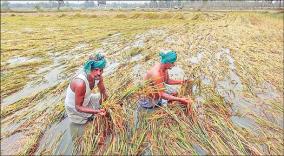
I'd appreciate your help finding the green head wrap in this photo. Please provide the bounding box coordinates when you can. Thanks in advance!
[84,53,106,73]
[159,50,177,64]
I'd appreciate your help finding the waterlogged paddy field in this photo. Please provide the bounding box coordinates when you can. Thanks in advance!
[1,11,283,155]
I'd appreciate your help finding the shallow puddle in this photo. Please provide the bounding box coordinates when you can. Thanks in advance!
[188,52,204,65]
[192,144,207,155]
[7,56,42,66]
[132,64,146,83]
[231,116,260,132]
[130,54,143,62]
[188,48,282,131]
[167,66,186,91]
[1,132,26,155]
[255,82,281,100]
[2,65,65,106]
[35,118,84,155]
[200,74,211,85]
[165,36,177,44]
[2,43,89,106]
[102,61,120,77]
[132,38,145,48]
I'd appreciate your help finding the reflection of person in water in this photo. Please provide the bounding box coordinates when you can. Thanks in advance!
[64,53,108,124]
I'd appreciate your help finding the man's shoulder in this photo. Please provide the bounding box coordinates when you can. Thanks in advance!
[71,78,86,89]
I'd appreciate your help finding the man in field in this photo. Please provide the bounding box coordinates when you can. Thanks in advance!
[64,53,108,124]
[139,50,193,112]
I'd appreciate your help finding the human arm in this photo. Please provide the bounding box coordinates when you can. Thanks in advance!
[166,79,184,85]
[153,76,190,105]
[97,77,108,102]
[167,76,194,85]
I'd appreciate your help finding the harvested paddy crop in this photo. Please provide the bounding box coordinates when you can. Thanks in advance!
[1,10,283,155]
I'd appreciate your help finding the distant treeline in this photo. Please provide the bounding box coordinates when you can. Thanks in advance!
[1,0,283,11]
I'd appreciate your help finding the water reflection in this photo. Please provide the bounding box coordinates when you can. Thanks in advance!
[36,118,85,155]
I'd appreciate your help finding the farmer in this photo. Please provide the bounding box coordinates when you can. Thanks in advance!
[64,53,108,125]
[139,50,193,111]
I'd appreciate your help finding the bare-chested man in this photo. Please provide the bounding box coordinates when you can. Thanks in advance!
[139,50,193,111]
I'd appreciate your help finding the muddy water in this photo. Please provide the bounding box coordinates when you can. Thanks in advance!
[1,65,65,107]
[33,40,129,154]
[2,43,89,107]
[132,64,146,84]
[168,66,186,91]
[103,61,120,77]
[35,118,84,155]
[192,144,207,155]
[188,48,282,131]
[7,56,42,65]
[188,52,204,65]
[124,29,168,52]
[130,54,143,62]
[0,132,26,155]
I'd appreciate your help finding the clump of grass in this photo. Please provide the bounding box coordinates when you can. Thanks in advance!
[115,14,127,18]
[125,47,143,57]
[143,13,160,19]
[73,13,89,18]
[88,14,98,18]
[160,13,173,19]
[249,15,261,26]
[130,13,142,19]
[58,13,66,18]
[174,13,185,20]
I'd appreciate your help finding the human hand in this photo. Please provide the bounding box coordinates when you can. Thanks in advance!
[103,94,109,101]
[180,98,193,105]
[183,79,193,84]
[179,98,189,104]
[98,109,106,116]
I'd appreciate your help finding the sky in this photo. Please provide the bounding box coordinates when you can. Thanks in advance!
[7,1,148,4]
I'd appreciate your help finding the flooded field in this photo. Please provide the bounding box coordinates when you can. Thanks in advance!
[1,10,283,155]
